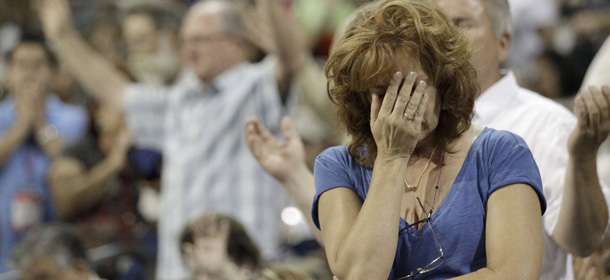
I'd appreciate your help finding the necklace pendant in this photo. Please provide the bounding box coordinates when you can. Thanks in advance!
[405,184,418,192]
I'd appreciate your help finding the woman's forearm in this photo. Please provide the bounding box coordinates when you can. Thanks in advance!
[323,158,407,279]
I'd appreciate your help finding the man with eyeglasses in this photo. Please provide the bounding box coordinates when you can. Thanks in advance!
[36,0,300,279]
[434,0,610,279]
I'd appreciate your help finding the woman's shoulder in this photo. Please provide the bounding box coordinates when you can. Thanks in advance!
[464,126,535,165]
[315,145,370,174]
[317,145,352,166]
[459,125,526,148]
[318,145,350,159]
[475,126,530,148]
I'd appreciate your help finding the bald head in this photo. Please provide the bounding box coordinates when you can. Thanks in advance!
[180,0,248,82]
[185,0,246,40]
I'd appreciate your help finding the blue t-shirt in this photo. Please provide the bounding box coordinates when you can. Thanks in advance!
[312,128,546,279]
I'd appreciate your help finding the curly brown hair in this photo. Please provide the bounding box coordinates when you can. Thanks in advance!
[325,0,478,167]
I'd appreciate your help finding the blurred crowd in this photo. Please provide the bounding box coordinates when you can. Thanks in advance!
[0,0,608,279]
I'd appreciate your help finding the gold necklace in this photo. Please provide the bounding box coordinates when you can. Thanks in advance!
[404,145,438,192]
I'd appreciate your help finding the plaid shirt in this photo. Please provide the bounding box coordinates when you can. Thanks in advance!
[125,59,290,280]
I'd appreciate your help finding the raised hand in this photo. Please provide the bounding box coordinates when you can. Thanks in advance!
[245,116,306,184]
[34,0,75,40]
[182,215,238,279]
[13,74,47,130]
[370,71,428,159]
[242,1,276,55]
[568,85,610,156]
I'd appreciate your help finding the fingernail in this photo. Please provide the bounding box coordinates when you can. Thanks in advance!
[419,80,426,87]
[409,72,416,78]
[395,72,402,79]
[424,93,429,99]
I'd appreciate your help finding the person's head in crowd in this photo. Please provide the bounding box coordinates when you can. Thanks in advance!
[120,4,183,86]
[179,213,262,279]
[11,223,91,280]
[325,0,477,167]
[5,34,57,96]
[122,8,161,55]
[180,0,248,83]
[434,0,511,93]
[86,15,122,63]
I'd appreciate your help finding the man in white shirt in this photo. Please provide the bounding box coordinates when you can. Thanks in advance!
[37,0,300,278]
[434,0,610,279]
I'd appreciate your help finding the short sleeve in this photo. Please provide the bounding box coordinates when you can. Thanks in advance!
[124,83,171,150]
[311,146,358,230]
[486,130,547,214]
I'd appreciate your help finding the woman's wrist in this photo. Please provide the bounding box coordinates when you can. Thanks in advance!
[375,152,410,167]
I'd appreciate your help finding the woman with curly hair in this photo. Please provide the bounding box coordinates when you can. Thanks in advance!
[311,0,546,279]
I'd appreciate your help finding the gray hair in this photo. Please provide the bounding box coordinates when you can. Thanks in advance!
[219,2,247,39]
[486,0,512,37]
[11,223,87,270]
[191,0,247,39]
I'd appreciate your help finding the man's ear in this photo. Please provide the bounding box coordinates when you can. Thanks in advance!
[497,31,512,63]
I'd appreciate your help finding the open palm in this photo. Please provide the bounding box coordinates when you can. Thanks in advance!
[245,116,305,184]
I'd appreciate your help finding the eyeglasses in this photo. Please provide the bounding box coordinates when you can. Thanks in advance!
[394,197,445,280]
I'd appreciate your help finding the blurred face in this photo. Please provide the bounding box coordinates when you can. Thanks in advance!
[89,23,121,60]
[19,256,88,280]
[180,3,244,83]
[123,13,159,55]
[7,43,52,96]
[435,0,510,92]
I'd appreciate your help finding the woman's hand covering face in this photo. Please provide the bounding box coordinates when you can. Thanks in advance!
[370,71,429,159]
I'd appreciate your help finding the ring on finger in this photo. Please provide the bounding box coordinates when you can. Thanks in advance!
[404,113,415,120]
